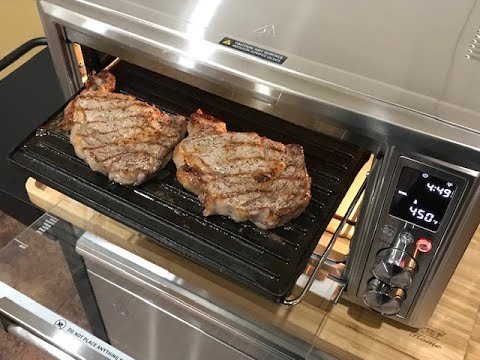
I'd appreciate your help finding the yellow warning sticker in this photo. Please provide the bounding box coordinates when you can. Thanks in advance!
[219,37,287,65]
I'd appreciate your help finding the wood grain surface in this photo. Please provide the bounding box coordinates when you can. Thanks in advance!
[466,310,480,360]
[26,178,480,360]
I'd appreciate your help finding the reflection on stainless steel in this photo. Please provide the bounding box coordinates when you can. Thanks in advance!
[364,279,406,316]
[372,248,417,289]
[178,0,221,70]
[0,298,108,360]
[7,324,76,360]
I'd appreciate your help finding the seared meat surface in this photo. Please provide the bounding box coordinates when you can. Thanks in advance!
[63,71,187,185]
[173,110,311,229]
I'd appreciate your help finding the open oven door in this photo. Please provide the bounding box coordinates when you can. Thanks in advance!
[0,206,339,360]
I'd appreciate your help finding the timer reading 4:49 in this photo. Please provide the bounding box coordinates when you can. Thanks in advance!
[426,183,453,198]
[390,167,457,232]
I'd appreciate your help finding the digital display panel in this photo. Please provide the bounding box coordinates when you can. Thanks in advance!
[389,167,457,232]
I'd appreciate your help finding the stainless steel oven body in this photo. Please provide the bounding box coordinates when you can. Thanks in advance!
[37,0,480,328]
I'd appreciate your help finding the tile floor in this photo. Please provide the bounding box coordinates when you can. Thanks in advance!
[0,211,25,249]
[0,210,52,359]
[0,210,89,360]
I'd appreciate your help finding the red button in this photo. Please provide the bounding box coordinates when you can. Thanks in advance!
[416,238,433,253]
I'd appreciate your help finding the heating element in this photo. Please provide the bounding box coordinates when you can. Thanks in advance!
[10,61,370,301]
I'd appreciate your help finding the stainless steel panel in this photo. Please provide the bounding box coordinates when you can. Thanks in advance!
[86,270,262,359]
[37,1,82,100]
[340,151,480,328]
[38,0,480,167]
[43,0,480,124]
[7,324,76,360]
[357,157,469,317]
[0,298,105,360]
[76,233,333,359]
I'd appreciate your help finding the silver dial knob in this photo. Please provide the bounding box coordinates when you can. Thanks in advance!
[372,248,417,288]
[396,231,415,246]
[364,279,406,316]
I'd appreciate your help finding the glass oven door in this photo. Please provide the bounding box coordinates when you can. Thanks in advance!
[0,208,336,359]
[0,212,133,360]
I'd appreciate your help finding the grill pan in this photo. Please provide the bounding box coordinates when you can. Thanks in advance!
[10,61,370,301]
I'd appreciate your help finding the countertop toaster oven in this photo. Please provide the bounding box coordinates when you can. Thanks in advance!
[7,0,480,334]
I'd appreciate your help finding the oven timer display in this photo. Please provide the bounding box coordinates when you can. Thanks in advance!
[389,167,457,232]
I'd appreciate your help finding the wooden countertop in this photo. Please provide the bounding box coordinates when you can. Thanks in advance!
[26,178,480,360]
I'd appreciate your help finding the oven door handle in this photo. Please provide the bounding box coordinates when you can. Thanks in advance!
[0,297,108,360]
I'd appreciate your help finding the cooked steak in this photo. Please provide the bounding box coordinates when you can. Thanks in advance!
[62,71,187,185]
[173,109,312,229]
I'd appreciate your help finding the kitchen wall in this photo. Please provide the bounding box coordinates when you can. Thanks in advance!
[0,0,44,78]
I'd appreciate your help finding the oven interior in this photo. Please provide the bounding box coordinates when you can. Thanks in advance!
[11,44,374,303]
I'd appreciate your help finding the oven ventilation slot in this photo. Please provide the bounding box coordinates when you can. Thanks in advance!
[9,60,370,303]
[466,27,480,61]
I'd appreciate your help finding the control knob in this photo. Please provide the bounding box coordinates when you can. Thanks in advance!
[364,279,406,316]
[372,248,417,288]
[372,232,417,288]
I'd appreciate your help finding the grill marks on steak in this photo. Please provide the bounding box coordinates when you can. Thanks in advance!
[173,110,312,230]
[63,71,187,185]
[61,72,310,228]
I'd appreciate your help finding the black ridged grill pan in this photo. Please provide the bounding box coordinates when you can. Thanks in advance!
[10,62,370,301]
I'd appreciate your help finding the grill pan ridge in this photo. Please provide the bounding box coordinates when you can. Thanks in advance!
[10,62,370,301]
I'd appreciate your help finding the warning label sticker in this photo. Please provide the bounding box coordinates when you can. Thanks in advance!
[219,37,287,64]
[0,283,134,360]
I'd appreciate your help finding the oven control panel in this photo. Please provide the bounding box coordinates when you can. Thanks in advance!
[360,156,467,318]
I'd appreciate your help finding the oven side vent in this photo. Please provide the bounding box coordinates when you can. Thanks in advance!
[465,26,480,61]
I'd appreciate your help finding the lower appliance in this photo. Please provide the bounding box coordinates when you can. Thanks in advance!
[0,211,336,359]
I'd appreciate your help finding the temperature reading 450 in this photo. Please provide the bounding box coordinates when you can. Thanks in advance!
[409,206,439,225]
